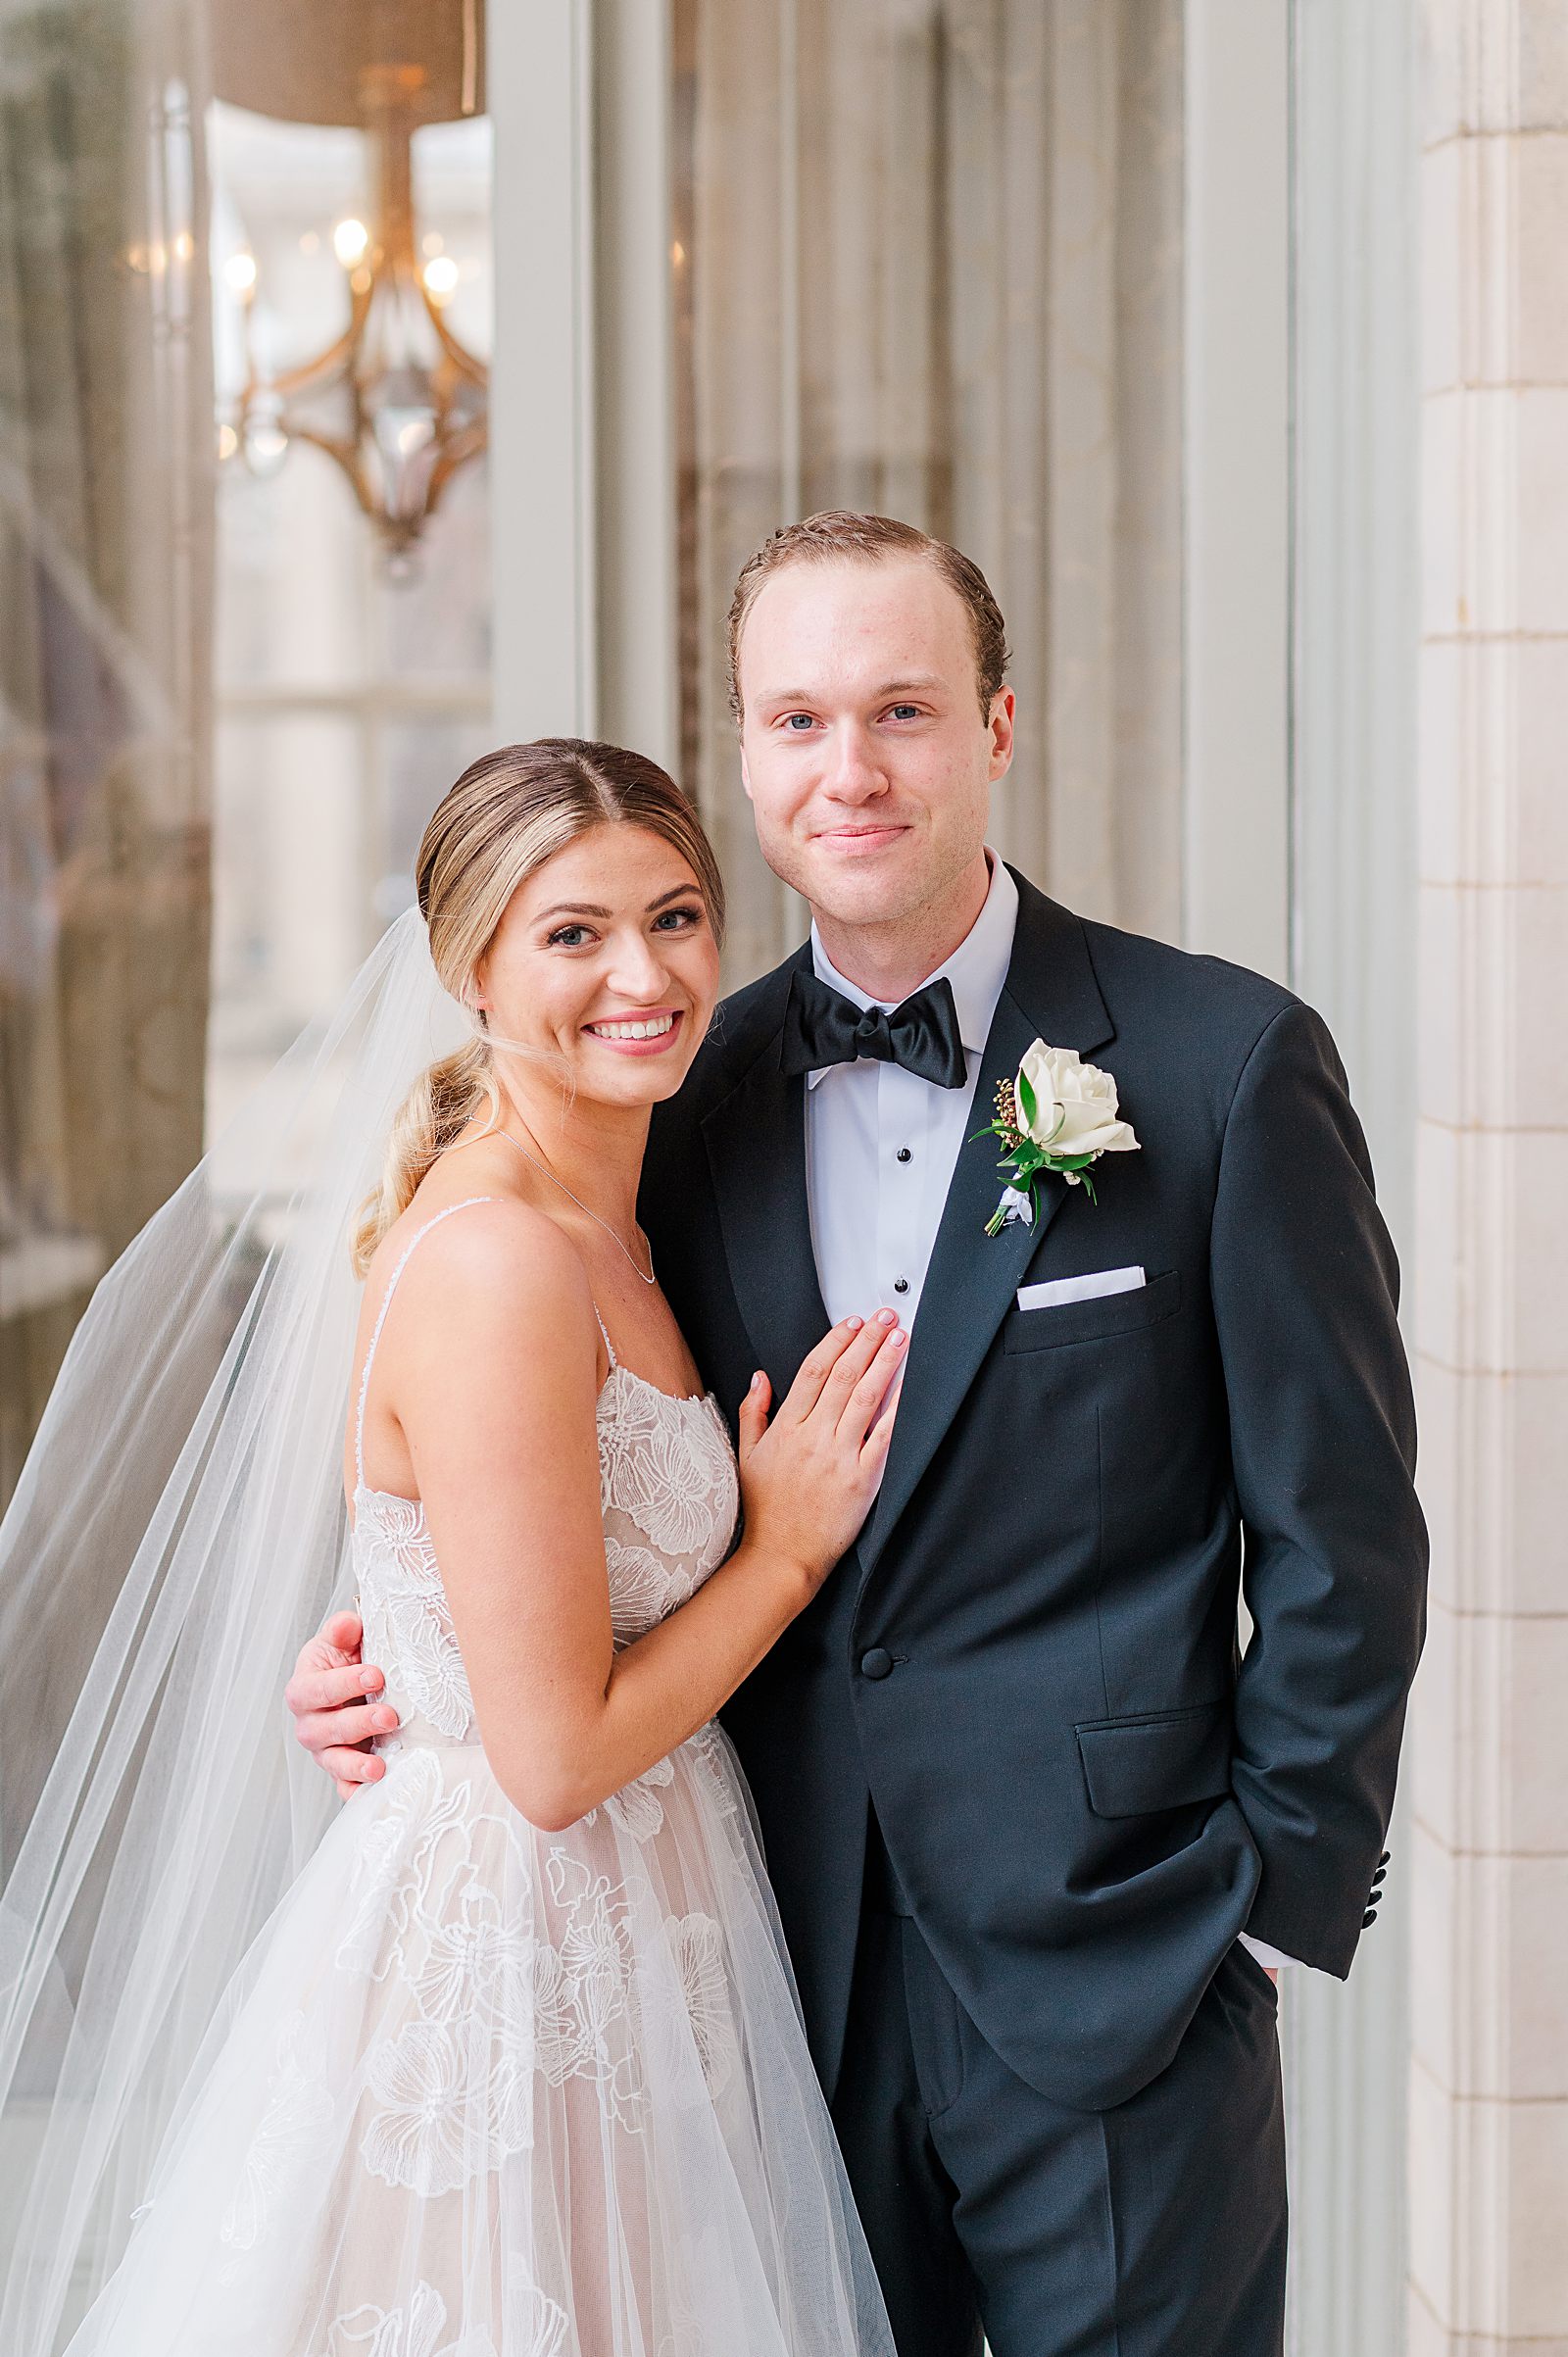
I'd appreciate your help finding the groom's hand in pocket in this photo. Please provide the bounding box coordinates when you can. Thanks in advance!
[285,1609,400,1800]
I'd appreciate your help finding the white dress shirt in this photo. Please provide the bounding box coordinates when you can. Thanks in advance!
[798,852,1298,1977]
[805,856,1018,1333]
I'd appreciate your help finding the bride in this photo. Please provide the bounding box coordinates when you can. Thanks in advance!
[0,740,899,2354]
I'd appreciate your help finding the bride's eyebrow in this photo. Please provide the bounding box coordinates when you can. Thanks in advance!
[538,887,696,920]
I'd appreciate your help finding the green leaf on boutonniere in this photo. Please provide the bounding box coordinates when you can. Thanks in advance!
[1017,1066,1039,1132]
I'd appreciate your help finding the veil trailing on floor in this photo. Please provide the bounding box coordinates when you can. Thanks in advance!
[0,909,462,2354]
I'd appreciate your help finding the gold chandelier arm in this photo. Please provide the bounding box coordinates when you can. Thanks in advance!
[421,417,490,517]
[283,424,379,521]
[262,284,374,404]
[420,283,489,389]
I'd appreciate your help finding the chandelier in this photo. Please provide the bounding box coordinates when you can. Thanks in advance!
[214,4,487,571]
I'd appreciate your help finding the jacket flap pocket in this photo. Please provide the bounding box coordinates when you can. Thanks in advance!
[1003,1267,1181,1353]
[1075,1700,1232,1818]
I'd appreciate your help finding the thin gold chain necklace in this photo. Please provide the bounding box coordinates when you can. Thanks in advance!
[497,1129,657,1286]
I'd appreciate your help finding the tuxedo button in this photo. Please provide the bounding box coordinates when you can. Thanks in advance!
[860,1647,894,1681]
[1362,1909,1378,1928]
[1372,1865,1388,1887]
[896,1146,912,1163]
[893,1277,909,1295]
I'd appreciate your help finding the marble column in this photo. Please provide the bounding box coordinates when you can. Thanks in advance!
[1409,3,1568,2348]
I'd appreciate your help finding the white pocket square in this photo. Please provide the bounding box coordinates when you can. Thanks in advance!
[1016,1266,1146,1312]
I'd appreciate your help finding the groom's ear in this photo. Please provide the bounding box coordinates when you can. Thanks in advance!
[988,686,1017,779]
[738,744,756,801]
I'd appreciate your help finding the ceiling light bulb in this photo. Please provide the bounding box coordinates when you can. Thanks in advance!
[333,218,369,267]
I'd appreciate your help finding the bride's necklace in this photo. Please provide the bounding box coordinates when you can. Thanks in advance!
[497,1128,658,1286]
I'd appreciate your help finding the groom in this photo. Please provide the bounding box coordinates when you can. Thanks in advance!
[295,512,1427,2355]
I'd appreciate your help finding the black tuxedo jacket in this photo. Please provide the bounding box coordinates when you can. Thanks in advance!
[640,871,1427,2112]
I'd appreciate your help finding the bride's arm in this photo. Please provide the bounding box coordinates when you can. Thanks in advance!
[371,1200,901,1831]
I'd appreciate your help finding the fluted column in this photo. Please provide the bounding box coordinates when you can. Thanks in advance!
[1409,3,1568,2347]
[1285,7,1419,2351]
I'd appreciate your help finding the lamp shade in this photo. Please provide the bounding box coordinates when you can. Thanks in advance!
[211,0,485,126]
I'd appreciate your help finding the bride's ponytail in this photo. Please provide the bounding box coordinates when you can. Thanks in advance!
[351,738,725,1280]
[351,1039,498,1276]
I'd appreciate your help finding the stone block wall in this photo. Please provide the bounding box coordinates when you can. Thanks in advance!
[1409,3,1568,2347]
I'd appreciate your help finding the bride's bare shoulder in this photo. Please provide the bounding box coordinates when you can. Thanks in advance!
[368,1181,592,1343]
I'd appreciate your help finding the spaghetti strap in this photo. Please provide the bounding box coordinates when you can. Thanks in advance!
[354,1198,494,1492]
[594,1307,619,1371]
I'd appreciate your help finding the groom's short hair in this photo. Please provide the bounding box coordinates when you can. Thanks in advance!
[726,510,1010,726]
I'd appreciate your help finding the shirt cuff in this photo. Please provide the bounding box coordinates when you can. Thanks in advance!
[1239,1932,1299,1972]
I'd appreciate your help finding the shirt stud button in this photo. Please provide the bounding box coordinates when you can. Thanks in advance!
[893,1277,909,1295]
[896,1146,912,1163]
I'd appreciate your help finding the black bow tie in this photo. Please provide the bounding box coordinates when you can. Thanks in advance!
[779,968,968,1091]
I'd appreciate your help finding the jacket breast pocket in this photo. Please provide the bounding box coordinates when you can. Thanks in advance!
[1074,1698,1233,1817]
[1003,1267,1182,1354]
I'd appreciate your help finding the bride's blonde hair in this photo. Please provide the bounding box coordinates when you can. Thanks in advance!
[353,739,725,1276]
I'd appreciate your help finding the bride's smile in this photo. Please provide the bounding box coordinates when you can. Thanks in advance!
[471,820,719,1110]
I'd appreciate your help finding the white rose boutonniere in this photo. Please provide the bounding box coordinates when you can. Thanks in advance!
[974,1041,1140,1235]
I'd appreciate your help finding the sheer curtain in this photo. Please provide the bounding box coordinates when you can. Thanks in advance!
[0,0,216,2323]
[673,0,1184,986]
[0,0,215,1511]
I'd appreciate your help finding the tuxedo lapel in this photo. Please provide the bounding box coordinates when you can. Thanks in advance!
[701,949,832,1397]
[859,877,1115,1578]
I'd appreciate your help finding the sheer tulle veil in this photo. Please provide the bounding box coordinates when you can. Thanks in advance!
[0,909,462,2352]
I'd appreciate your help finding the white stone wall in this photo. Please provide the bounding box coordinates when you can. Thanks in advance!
[1410,4,1568,2348]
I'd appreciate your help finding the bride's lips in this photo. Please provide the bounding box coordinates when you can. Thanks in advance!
[581,1007,686,1056]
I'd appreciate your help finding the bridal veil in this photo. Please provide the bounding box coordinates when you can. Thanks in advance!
[0,910,460,2352]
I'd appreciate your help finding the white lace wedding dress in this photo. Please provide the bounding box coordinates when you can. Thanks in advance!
[68,1201,892,2357]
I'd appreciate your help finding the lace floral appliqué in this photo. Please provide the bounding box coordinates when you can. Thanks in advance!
[312,2271,567,2357]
